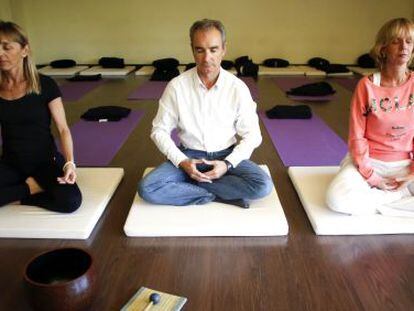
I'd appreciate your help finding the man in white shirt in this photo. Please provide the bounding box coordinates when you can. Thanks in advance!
[138,19,272,208]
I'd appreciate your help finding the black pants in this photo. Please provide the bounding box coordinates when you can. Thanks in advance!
[0,153,82,213]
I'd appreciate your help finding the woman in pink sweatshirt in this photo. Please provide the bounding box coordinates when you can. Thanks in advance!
[326,18,414,215]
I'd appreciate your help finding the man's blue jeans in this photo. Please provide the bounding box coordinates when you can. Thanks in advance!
[138,146,272,206]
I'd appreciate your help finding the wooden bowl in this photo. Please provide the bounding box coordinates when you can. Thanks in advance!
[24,248,96,311]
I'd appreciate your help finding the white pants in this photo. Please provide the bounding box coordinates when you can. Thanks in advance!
[326,155,414,215]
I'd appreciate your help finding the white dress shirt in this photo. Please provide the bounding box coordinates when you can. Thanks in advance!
[151,67,262,167]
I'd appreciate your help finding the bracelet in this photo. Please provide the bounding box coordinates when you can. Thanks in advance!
[63,161,76,171]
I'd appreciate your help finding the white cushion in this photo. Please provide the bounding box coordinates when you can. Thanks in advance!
[288,166,414,235]
[347,66,378,76]
[124,165,288,237]
[259,65,306,76]
[79,65,135,76]
[227,68,238,75]
[134,65,186,76]
[0,168,124,239]
[326,71,354,77]
[38,65,89,76]
[178,65,185,73]
[135,66,155,76]
[301,65,326,76]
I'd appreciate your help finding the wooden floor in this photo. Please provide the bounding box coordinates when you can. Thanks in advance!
[1,74,413,311]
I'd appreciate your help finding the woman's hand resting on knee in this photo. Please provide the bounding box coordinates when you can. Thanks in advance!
[376,177,400,191]
[57,162,77,184]
[395,174,414,189]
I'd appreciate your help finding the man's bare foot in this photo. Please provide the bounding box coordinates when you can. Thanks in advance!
[25,177,43,195]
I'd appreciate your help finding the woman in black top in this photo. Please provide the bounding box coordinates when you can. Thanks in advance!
[0,21,81,213]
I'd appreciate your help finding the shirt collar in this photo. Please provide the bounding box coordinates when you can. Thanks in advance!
[193,67,224,90]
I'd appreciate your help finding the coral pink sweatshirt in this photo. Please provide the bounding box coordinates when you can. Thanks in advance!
[349,73,414,186]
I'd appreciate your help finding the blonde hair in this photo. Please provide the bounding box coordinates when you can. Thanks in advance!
[370,18,414,69]
[0,21,40,94]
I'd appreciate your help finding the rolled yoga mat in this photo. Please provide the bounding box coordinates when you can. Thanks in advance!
[259,112,347,166]
[273,77,336,101]
[128,77,259,101]
[60,80,106,102]
[59,110,144,166]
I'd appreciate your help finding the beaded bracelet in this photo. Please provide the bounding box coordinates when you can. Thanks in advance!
[63,161,76,171]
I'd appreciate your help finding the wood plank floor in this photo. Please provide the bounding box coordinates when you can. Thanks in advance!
[1,74,413,311]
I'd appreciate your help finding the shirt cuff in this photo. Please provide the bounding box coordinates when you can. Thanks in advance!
[170,152,189,168]
[225,154,241,168]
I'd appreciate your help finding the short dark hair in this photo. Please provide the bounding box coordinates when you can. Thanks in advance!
[189,19,226,46]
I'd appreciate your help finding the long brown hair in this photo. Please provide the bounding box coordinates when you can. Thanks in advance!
[0,21,40,94]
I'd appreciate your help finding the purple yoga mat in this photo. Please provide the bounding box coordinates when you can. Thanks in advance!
[60,80,106,101]
[59,110,144,166]
[329,77,360,92]
[259,112,347,166]
[128,81,168,100]
[273,77,336,101]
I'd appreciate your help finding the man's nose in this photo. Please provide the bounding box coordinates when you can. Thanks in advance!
[203,51,211,61]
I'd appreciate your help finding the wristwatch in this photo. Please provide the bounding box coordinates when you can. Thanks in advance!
[224,160,233,171]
